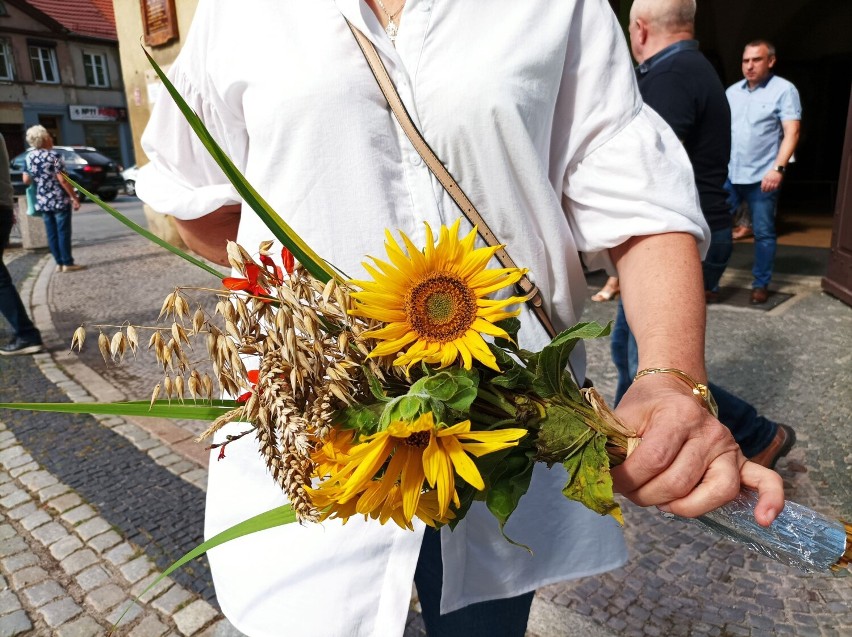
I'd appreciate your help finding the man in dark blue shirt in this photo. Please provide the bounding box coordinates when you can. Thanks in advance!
[610,0,795,469]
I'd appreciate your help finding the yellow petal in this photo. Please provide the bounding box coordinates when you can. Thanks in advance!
[439,436,485,490]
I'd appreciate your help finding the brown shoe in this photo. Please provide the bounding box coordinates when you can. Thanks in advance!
[750,287,768,304]
[705,290,720,304]
[748,424,796,469]
[61,264,87,272]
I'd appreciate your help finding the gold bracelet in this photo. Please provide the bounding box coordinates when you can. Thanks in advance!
[633,367,718,417]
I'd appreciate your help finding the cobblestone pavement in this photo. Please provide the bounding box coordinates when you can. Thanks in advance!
[1,203,850,636]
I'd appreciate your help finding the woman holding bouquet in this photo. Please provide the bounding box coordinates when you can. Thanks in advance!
[137,1,784,635]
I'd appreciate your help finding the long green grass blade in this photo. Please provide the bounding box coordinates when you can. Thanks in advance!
[0,400,239,421]
[112,505,296,630]
[66,178,225,279]
[143,48,338,284]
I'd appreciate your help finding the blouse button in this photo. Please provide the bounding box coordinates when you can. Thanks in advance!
[410,154,422,166]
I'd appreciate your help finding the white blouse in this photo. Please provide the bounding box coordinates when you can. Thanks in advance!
[137,1,707,635]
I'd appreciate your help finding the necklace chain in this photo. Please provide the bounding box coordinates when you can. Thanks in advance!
[375,0,404,20]
[375,0,405,41]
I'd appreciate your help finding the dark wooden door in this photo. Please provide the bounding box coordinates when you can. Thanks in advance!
[822,88,852,306]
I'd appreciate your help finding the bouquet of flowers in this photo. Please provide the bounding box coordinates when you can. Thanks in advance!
[1,52,848,596]
[109,218,637,536]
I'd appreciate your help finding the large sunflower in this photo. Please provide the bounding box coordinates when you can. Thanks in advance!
[349,219,527,371]
[311,412,526,525]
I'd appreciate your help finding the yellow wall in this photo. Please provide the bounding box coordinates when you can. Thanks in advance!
[112,0,200,168]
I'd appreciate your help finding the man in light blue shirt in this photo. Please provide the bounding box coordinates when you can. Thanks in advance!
[725,39,801,304]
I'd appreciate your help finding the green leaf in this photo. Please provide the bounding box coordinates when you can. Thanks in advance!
[486,453,536,551]
[417,369,479,412]
[113,504,296,629]
[0,400,239,421]
[339,402,383,435]
[66,178,225,279]
[363,366,389,402]
[535,402,595,464]
[143,48,338,284]
[488,344,535,390]
[561,432,623,525]
[532,321,611,401]
[449,448,513,529]
[492,317,521,348]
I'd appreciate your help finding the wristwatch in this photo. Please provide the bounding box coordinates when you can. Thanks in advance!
[774,165,786,174]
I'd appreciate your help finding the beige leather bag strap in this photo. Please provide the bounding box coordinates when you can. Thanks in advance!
[348,22,558,340]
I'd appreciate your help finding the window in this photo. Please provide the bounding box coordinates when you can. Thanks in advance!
[83,51,109,88]
[29,45,59,83]
[0,39,12,81]
[0,2,8,17]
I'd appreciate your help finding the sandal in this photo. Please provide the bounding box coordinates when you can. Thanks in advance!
[732,225,753,240]
[591,277,620,302]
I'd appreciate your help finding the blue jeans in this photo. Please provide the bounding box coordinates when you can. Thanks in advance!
[0,210,41,343]
[702,226,733,293]
[612,301,638,406]
[610,300,776,457]
[41,205,74,266]
[414,527,535,637]
[724,180,780,289]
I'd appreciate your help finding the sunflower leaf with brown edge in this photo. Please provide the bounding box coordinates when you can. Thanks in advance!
[561,431,623,525]
[534,402,596,465]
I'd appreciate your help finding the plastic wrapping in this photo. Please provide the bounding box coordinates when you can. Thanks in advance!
[663,490,849,573]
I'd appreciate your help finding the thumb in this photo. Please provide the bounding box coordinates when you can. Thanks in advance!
[739,460,785,527]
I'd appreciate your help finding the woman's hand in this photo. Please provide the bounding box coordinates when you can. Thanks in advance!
[70,194,81,211]
[612,373,785,526]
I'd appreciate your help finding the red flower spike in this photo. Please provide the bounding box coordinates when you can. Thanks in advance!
[236,369,260,403]
[258,253,283,283]
[218,446,227,461]
[282,247,295,275]
[221,263,270,297]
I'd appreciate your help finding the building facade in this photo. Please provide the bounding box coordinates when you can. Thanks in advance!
[0,0,134,166]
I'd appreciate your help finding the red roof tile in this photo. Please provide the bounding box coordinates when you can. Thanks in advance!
[27,0,117,41]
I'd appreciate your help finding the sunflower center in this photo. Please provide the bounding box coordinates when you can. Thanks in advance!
[405,273,477,342]
[404,431,431,448]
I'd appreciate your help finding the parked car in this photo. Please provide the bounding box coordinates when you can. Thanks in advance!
[121,164,139,196]
[9,146,125,202]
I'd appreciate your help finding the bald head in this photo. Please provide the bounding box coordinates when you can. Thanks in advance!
[630,0,696,33]
[629,0,696,63]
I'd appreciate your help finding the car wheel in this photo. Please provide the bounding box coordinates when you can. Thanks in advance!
[124,180,136,197]
[100,190,118,202]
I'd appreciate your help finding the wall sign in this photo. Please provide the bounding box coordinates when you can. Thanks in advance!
[69,105,128,122]
[140,0,179,47]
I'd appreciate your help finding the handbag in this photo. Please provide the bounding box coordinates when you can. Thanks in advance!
[347,23,558,340]
[25,183,41,218]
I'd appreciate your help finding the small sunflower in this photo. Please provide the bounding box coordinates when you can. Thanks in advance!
[349,219,527,371]
[312,412,526,525]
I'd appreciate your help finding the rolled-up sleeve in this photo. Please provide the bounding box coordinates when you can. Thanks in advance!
[136,6,247,220]
[565,105,708,272]
[554,0,708,273]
